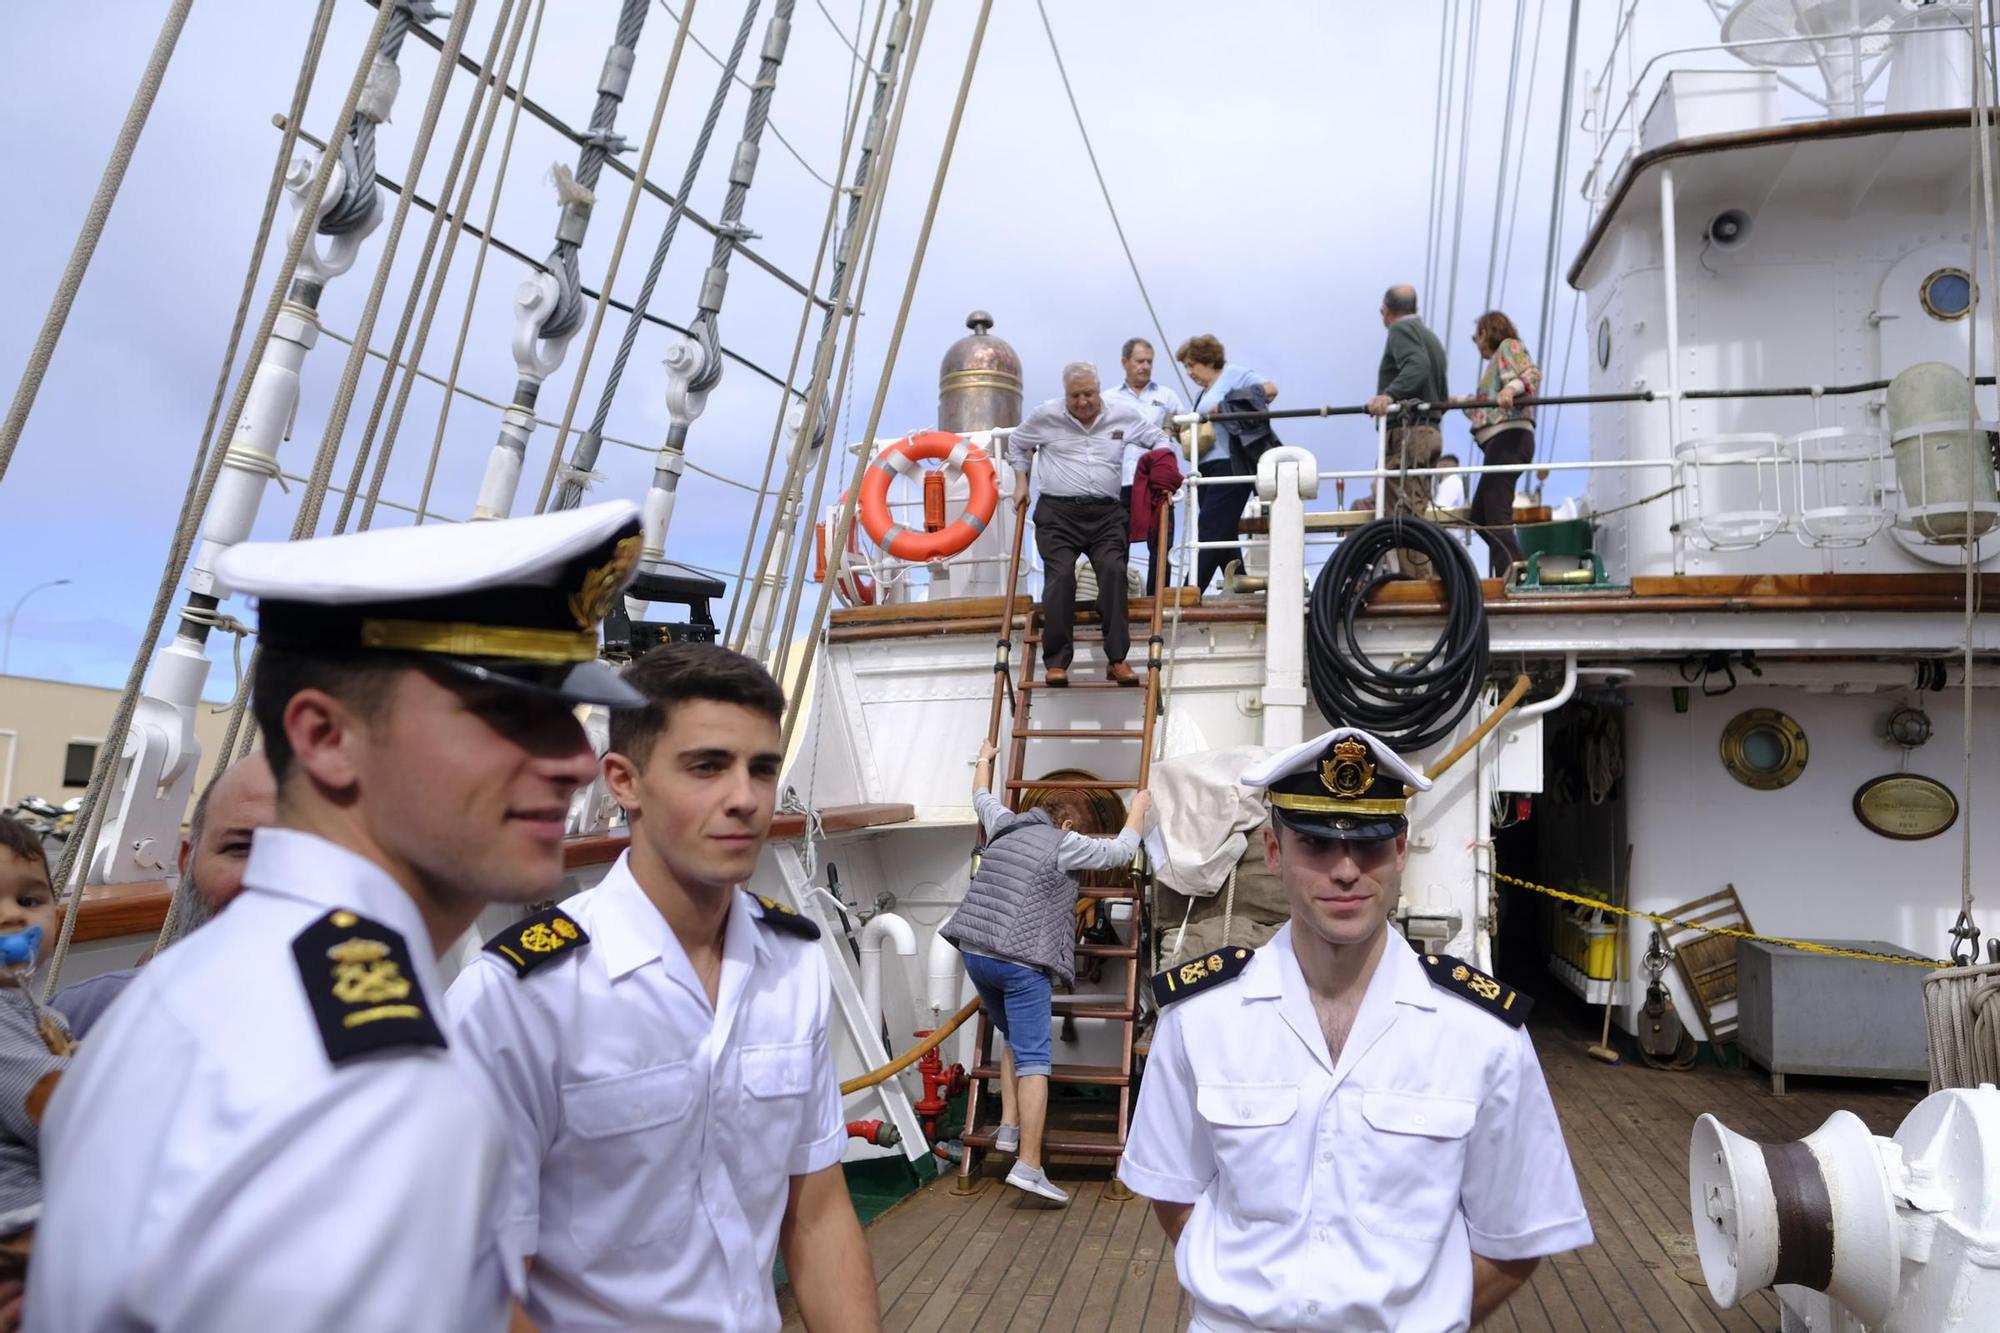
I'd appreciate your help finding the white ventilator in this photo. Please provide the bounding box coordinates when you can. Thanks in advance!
[1690,1084,2000,1331]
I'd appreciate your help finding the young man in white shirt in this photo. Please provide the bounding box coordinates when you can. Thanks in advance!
[447,642,877,1331]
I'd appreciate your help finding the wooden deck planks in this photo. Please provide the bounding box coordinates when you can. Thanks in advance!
[795,1003,1922,1331]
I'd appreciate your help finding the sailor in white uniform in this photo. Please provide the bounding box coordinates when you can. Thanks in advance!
[446,642,877,1331]
[29,503,649,1333]
[1119,728,1592,1332]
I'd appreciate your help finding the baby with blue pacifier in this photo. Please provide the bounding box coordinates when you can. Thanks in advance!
[0,814,75,1325]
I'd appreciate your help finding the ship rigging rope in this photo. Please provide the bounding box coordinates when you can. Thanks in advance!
[539,0,763,515]
[657,0,838,190]
[318,0,429,237]
[780,0,993,754]
[1924,964,2000,1091]
[1031,0,1191,405]
[1481,0,1529,312]
[538,0,652,343]
[1305,516,1490,754]
[290,1,478,544]
[723,0,889,651]
[1440,0,1482,359]
[407,0,557,527]
[737,0,911,659]
[336,0,535,535]
[1495,0,1550,306]
[0,0,193,488]
[42,0,399,994]
[1422,0,1457,306]
[764,0,931,682]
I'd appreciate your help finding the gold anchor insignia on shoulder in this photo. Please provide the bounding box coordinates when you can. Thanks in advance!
[483,906,591,978]
[1320,738,1376,798]
[755,895,822,941]
[569,533,644,630]
[293,909,445,1064]
[1150,947,1252,1008]
[1423,952,1532,1027]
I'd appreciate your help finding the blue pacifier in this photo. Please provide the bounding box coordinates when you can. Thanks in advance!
[0,927,43,969]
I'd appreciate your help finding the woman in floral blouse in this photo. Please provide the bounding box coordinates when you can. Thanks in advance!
[1464,311,1540,575]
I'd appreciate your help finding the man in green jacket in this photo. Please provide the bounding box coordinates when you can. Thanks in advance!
[1365,284,1449,578]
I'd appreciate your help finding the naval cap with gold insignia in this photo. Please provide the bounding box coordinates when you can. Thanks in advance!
[1240,726,1433,841]
[215,500,647,708]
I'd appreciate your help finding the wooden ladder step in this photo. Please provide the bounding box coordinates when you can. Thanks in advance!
[962,1126,1125,1157]
[969,1060,1129,1088]
[1019,679,1139,691]
[1078,883,1142,900]
[1050,998,1136,1021]
[1013,727,1147,739]
[1076,938,1139,958]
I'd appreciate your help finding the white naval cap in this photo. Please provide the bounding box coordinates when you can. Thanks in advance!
[1241,726,1432,842]
[216,501,648,708]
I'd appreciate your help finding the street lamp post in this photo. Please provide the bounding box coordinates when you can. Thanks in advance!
[2,579,71,675]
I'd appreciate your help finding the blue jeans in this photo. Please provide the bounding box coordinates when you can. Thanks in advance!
[962,952,1053,1077]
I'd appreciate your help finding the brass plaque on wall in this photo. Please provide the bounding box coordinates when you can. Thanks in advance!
[1853,774,1959,840]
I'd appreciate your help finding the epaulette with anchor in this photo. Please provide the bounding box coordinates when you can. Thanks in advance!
[1422,953,1532,1027]
[754,895,821,940]
[293,909,446,1064]
[483,905,589,978]
[1150,946,1253,1008]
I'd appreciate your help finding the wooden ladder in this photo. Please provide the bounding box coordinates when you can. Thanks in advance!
[957,500,1172,1179]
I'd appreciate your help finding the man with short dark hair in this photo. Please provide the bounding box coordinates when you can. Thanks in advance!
[1008,363,1168,687]
[31,502,647,1332]
[51,752,277,1040]
[1120,728,1591,1330]
[1110,338,1188,584]
[1366,284,1451,578]
[447,641,878,1331]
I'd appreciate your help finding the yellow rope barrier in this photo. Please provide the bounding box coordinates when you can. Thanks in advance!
[840,999,982,1095]
[1491,871,1949,970]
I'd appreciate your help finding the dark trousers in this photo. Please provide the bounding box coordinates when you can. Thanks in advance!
[1195,455,1253,593]
[1474,426,1533,576]
[1035,495,1130,669]
[1120,484,1176,592]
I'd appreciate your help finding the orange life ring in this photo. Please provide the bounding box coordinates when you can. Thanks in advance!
[858,431,998,562]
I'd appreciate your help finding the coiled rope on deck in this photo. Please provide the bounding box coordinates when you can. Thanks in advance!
[1306,516,1490,754]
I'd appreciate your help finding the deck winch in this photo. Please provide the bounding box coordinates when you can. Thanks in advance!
[1690,1085,2000,1331]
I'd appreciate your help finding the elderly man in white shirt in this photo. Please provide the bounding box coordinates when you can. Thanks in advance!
[1007,362,1170,687]
[1120,727,1592,1332]
[446,642,877,1332]
[31,503,650,1333]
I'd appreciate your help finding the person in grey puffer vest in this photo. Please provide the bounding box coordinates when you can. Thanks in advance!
[942,741,1150,1206]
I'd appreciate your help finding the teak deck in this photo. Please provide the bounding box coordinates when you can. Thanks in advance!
[783,1003,1921,1332]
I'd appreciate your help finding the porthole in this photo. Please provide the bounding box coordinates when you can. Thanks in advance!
[1920,267,1975,321]
[1595,316,1613,369]
[1720,709,1808,791]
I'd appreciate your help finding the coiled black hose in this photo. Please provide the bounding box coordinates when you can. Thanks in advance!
[1305,517,1490,754]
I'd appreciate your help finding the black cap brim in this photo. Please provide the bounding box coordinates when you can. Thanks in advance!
[436,657,646,709]
[1270,804,1406,843]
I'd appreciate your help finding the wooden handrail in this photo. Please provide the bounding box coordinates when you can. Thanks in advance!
[982,495,1033,767]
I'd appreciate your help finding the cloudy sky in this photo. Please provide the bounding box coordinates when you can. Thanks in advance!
[0,0,1731,694]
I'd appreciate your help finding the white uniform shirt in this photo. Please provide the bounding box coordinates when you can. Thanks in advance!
[30,829,517,1333]
[1119,924,1592,1333]
[1434,473,1476,553]
[1110,379,1189,486]
[445,853,844,1332]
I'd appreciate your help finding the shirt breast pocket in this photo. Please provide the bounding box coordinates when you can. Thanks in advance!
[1196,1082,1304,1222]
[1352,1088,1477,1241]
[741,1039,819,1172]
[560,1062,696,1252]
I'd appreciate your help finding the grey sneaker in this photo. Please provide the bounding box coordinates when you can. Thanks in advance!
[1005,1162,1071,1204]
[993,1124,1020,1153]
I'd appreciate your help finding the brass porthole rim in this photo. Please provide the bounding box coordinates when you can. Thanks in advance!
[1719,708,1809,790]
[1920,266,1977,322]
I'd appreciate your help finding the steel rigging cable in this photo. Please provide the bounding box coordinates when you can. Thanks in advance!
[1305,517,1490,754]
